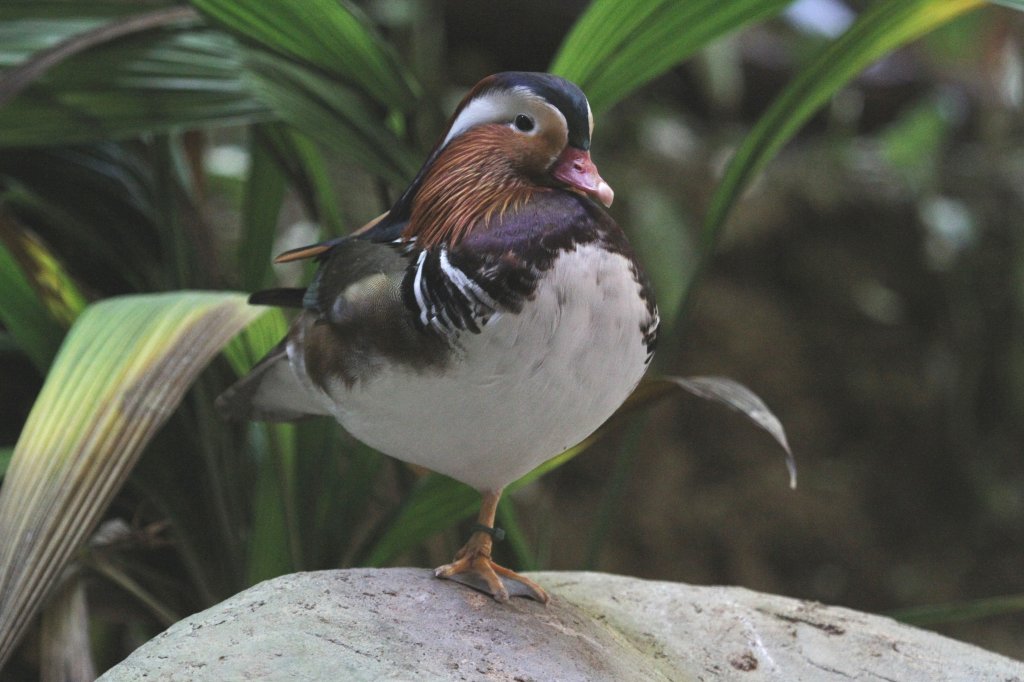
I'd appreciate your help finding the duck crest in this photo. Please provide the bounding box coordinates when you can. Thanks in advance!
[404,126,544,248]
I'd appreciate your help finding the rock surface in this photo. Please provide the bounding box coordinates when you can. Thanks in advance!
[101,568,1023,681]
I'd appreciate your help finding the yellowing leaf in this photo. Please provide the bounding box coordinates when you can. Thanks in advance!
[0,221,84,371]
[0,291,267,668]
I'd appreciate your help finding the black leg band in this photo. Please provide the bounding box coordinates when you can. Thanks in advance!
[470,523,506,542]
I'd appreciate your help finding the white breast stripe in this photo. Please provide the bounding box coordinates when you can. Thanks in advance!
[439,248,498,311]
[413,250,430,327]
[431,292,456,334]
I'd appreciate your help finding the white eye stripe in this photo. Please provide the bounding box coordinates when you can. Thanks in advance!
[442,92,516,148]
[441,87,563,148]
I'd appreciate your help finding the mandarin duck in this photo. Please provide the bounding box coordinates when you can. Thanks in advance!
[218,72,659,603]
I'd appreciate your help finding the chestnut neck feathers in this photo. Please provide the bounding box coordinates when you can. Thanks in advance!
[403,125,553,248]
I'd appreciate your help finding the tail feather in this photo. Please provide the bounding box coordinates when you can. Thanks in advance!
[216,341,330,422]
[249,287,306,308]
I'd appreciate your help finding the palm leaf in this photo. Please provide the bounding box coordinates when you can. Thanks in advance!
[0,224,75,372]
[0,2,149,65]
[257,126,345,236]
[220,306,301,584]
[550,0,792,112]
[245,422,303,584]
[0,6,197,108]
[889,593,1024,626]
[220,308,313,585]
[189,0,417,111]
[0,6,270,146]
[495,497,537,571]
[0,291,267,668]
[363,445,585,568]
[242,51,419,185]
[293,433,383,570]
[238,126,287,291]
[0,143,171,293]
[221,302,288,375]
[702,0,983,269]
[643,376,795,487]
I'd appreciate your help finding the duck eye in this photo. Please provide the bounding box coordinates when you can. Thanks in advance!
[514,114,535,132]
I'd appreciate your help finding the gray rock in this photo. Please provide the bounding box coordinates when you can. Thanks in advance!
[101,568,1024,681]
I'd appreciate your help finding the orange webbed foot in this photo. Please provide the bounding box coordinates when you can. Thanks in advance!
[434,531,548,604]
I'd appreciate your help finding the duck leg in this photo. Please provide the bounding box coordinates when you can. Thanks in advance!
[434,488,549,603]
